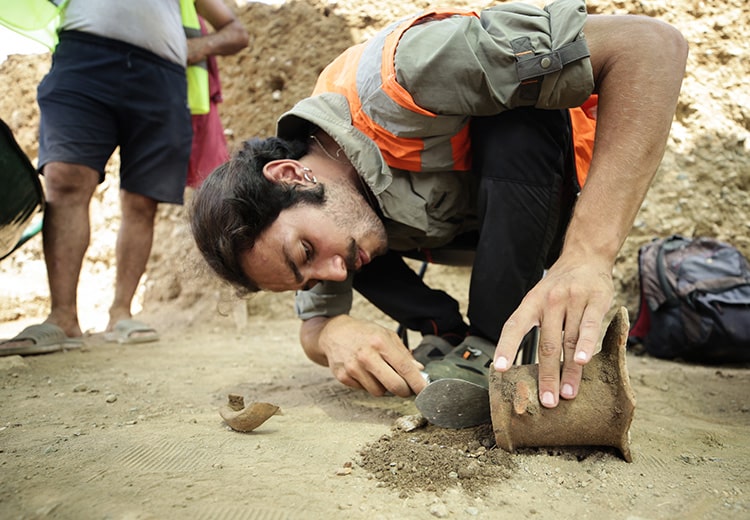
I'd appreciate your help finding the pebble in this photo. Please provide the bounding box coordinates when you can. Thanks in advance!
[394,414,427,432]
[429,502,449,518]
[457,461,480,479]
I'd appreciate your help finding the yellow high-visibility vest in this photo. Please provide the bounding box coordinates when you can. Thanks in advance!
[180,0,209,115]
[0,0,68,50]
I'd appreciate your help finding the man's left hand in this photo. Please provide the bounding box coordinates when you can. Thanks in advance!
[493,252,614,407]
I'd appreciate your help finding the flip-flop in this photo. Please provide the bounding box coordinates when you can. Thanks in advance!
[104,319,159,345]
[415,378,491,429]
[0,323,83,357]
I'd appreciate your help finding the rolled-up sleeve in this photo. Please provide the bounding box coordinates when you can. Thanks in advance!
[294,276,354,320]
[396,0,594,115]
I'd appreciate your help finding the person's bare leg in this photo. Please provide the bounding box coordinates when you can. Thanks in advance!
[45,162,100,336]
[106,189,158,337]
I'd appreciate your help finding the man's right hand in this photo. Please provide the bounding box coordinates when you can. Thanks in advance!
[300,315,427,397]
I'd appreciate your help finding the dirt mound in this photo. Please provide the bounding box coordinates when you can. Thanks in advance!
[358,422,516,497]
[1,0,748,332]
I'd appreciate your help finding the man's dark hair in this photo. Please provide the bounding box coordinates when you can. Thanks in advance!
[189,136,325,294]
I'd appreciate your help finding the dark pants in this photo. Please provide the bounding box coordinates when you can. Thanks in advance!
[352,250,469,344]
[37,31,192,204]
[353,107,579,345]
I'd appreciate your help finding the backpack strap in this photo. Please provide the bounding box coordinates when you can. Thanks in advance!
[655,235,688,305]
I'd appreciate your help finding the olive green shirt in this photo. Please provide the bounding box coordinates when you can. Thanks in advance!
[280,0,594,319]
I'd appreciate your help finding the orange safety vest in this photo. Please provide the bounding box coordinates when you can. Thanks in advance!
[313,10,596,187]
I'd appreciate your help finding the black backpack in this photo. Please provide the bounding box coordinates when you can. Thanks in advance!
[629,235,750,363]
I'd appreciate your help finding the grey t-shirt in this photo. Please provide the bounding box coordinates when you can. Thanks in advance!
[61,0,187,65]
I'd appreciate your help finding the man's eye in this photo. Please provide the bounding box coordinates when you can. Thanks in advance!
[303,243,312,262]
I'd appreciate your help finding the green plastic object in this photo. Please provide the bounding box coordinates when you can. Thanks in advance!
[0,0,68,51]
[0,118,44,261]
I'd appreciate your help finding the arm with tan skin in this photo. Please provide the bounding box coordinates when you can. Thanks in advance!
[190,0,249,65]
[300,316,428,397]
[494,15,689,407]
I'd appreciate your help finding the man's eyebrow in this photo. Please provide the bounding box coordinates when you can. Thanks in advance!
[282,244,304,284]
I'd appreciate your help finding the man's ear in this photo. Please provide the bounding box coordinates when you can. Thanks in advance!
[263,160,306,186]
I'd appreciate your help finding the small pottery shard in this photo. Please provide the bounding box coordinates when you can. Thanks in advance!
[490,306,637,462]
[219,393,280,432]
[394,413,428,432]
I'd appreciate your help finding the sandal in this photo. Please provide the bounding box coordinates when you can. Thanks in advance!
[410,335,454,366]
[422,335,495,389]
[415,335,495,429]
[0,323,83,357]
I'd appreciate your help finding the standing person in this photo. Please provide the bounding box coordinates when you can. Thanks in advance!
[189,0,688,423]
[0,0,248,355]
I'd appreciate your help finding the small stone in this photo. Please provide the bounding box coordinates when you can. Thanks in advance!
[395,414,427,432]
[429,502,449,518]
[457,461,480,479]
[105,394,117,403]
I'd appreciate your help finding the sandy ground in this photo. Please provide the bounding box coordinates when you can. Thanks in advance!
[1,311,748,519]
[1,0,750,518]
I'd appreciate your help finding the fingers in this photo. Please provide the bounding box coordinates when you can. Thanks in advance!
[559,307,583,400]
[494,310,539,372]
[559,299,611,397]
[377,349,428,397]
[330,361,382,395]
[537,310,564,408]
[330,343,426,398]
[574,304,609,365]
[495,280,612,408]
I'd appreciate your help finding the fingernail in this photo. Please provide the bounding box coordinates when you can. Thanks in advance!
[495,357,509,370]
[575,351,588,362]
[561,383,574,397]
[541,391,555,407]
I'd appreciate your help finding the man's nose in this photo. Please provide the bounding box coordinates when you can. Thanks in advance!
[312,255,348,282]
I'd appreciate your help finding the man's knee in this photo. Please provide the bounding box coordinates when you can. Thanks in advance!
[120,190,158,222]
[41,162,99,202]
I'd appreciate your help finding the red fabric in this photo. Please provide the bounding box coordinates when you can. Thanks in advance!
[186,18,229,189]
[187,99,228,188]
[629,287,652,339]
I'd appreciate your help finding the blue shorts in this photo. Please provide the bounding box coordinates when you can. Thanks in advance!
[37,30,192,204]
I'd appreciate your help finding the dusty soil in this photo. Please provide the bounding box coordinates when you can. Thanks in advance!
[1,0,749,518]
